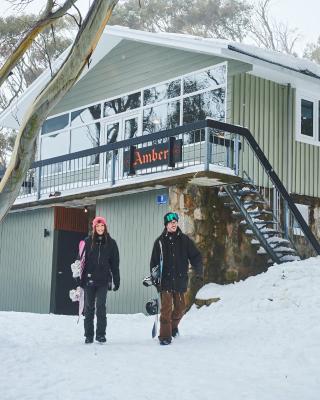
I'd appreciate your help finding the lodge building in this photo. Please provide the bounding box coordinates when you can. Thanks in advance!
[0,26,320,314]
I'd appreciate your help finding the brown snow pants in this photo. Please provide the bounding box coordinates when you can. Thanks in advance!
[159,291,186,340]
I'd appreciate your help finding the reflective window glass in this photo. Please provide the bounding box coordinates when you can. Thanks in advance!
[143,100,180,135]
[104,92,141,117]
[301,99,314,137]
[183,64,226,95]
[70,123,100,165]
[41,130,70,159]
[71,105,101,127]
[143,80,181,106]
[41,114,69,135]
[183,88,225,125]
[106,122,120,143]
[124,117,139,139]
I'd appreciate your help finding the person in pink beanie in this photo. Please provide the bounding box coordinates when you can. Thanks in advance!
[80,216,120,344]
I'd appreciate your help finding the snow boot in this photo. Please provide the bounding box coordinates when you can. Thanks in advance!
[159,338,171,346]
[85,337,93,344]
[172,327,179,338]
[96,335,107,343]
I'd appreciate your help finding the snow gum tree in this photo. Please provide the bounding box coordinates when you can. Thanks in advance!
[0,0,119,223]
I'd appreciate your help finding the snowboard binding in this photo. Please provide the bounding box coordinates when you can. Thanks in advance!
[142,265,160,287]
[145,298,159,315]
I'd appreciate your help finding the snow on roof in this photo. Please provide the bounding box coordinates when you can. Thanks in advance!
[1,25,320,130]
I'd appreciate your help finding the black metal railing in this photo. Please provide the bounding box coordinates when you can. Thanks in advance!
[18,120,238,200]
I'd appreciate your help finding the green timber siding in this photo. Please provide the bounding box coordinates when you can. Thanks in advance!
[231,73,320,198]
[96,189,169,314]
[51,40,251,115]
[0,208,54,313]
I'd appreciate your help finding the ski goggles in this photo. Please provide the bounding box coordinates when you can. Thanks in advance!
[165,212,179,223]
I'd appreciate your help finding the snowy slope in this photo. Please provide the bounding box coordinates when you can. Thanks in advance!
[1,257,320,400]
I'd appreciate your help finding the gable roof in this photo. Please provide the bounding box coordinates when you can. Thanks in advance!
[1,25,320,129]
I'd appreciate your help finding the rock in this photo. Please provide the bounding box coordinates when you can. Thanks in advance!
[194,297,220,308]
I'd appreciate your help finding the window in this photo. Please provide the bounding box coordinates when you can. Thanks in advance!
[41,114,69,135]
[301,99,313,137]
[71,105,101,127]
[104,92,141,117]
[296,91,320,145]
[70,123,100,165]
[143,79,181,106]
[39,62,227,160]
[143,100,180,135]
[183,64,226,94]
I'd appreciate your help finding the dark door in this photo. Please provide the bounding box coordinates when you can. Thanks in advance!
[54,230,87,315]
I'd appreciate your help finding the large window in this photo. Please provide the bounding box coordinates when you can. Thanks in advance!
[40,62,227,161]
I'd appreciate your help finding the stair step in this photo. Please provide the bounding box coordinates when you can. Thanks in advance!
[267,237,290,245]
[274,247,296,254]
[235,189,260,197]
[243,200,267,206]
[247,210,273,217]
[279,255,301,262]
[262,231,284,238]
[253,219,277,225]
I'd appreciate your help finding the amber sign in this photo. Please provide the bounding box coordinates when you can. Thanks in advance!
[123,140,182,172]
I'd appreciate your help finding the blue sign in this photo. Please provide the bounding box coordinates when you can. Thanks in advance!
[156,194,168,205]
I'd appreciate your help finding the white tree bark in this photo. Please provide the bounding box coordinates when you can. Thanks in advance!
[0,0,119,222]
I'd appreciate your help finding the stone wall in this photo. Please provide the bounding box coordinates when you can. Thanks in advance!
[168,183,268,307]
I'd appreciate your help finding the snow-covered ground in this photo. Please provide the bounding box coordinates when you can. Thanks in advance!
[1,258,320,400]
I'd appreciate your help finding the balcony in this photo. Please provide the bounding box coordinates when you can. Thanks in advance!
[15,119,240,207]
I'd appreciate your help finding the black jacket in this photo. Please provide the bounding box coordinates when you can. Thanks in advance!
[81,234,120,288]
[150,227,202,292]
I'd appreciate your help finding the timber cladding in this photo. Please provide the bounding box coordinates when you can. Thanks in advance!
[54,207,88,232]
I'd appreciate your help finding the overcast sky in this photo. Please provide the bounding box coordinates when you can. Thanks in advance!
[1,0,319,55]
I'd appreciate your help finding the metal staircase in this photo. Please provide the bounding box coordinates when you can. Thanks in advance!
[219,182,301,264]
[202,118,320,262]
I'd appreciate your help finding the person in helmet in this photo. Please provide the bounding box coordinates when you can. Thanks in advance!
[150,212,203,345]
[80,216,120,344]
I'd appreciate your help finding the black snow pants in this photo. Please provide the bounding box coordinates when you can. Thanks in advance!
[84,285,108,338]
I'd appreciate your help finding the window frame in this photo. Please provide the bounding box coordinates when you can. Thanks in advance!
[39,62,228,160]
[296,90,320,146]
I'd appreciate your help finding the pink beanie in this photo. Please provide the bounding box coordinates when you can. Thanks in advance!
[92,216,107,229]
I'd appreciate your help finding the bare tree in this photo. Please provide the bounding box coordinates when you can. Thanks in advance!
[248,0,300,55]
[0,0,119,222]
[304,37,320,65]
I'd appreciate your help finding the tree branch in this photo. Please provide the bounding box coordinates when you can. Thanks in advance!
[0,0,79,88]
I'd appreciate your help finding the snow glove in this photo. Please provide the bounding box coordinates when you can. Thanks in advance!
[113,283,120,291]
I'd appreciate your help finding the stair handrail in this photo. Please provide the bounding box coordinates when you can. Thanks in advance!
[205,118,320,256]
